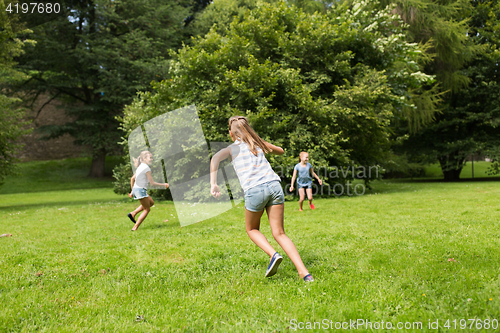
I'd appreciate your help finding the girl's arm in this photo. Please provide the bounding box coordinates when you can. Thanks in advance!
[311,167,323,185]
[146,172,169,189]
[129,174,136,198]
[210,147,231,198]
[130,174,136,190]
[264,141,284,155]
[290,169,298,191]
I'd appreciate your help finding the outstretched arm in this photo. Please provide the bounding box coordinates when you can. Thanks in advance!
[210,147,231,198]
[290,169,298,192]
[311,167,323,185]
[146,172,169,189]
[264,141,284,155]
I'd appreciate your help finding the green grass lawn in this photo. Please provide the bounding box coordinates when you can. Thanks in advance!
[0,156,122,195]
[423,161,496,179]
[1,159,500,332]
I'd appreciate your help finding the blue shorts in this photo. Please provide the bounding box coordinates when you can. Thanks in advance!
[132,187,148,200]
[298,183,312,189]
[244,181,284,212]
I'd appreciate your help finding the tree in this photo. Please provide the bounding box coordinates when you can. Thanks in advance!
[191,0,264,37]
[192,0,328,37]
[0,0,33,186]
[12,0,195,177]
[116,0,434,196]
[393,0,499,180]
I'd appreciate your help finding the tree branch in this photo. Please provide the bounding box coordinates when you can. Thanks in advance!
[34,91,62,120]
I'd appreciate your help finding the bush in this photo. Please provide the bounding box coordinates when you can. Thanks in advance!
[112,163,133,195]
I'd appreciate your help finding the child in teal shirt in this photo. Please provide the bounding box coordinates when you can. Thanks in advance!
[290,152,322,211]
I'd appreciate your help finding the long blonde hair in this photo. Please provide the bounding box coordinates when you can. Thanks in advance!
[229,116,270,156]
[133,150,152,168]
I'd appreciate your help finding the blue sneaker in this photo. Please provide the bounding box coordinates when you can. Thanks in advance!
[265,252,283,277]
[303,274,314,282]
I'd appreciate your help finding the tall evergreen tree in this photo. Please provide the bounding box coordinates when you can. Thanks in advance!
[387,0,499,180]
[12,0,194,177]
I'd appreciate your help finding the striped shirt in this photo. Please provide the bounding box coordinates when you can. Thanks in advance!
[230,140,281,192]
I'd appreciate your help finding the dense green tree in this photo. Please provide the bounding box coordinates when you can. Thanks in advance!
[116,0,433,196]
[379,0,479,92]
[192,0,268,37]
[0,0,33,186]
[392,0,499,180]
[192,0,330,37]
[12,0,194,177]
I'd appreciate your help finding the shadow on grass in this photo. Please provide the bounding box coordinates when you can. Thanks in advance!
[1,198,129,211]
[387,176,500,183]
[0,180,115,195]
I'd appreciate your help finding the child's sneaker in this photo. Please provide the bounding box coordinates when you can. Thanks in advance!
[265,252,283,277]
[310,203,315,210]
[303,274,314,282]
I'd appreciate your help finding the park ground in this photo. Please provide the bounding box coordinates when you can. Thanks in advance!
[0,158,499,332]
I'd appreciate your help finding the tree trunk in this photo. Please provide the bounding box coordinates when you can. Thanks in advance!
[438,153,465,181]
[442,168,462,181]
[89,150,106,178]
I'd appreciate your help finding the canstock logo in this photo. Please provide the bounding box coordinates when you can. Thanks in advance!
[128,105,244,227]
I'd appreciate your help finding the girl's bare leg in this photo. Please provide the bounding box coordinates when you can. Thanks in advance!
[245,209,276,257]
[266,204,309,278]
[131,205,144,219]
[298,188,305,211]
[132,197,153,230]
[306,188,313,206]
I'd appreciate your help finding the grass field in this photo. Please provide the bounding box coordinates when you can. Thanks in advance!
[423,161,496,179]
[1,158,500,332]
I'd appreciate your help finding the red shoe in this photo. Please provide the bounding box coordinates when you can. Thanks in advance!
[310,204,315,210]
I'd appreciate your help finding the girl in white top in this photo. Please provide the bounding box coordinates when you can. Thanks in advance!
[210,116,313,282]
[127,150,169,231]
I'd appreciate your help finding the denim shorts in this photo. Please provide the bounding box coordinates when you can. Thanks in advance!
[132,187,148,200]
[298,183,312,189]
[244,181,285,212]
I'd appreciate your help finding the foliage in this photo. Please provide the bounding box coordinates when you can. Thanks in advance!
[0,96,31,186]
[192,0,328,37]
[112,162,133,195]
[381,153,425,178]
[11,0,196,177]
[396,0,500,181]
[192,0,265,36]
[0,0,34,186]
[117,0,433,197]
[0,0,34,69]
[378,0,480,93]
[486,147,500,176]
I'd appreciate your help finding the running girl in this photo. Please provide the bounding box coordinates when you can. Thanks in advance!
[290,151,322,211]
[210,116,313,282]
[127,151,169,231]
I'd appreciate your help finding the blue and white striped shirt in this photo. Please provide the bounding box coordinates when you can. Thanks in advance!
[230,140,281,192]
